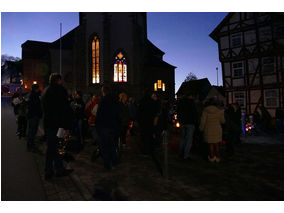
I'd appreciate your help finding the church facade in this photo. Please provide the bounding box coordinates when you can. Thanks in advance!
[21,12,176,100]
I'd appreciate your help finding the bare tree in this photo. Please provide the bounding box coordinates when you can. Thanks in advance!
[184,72,198,82]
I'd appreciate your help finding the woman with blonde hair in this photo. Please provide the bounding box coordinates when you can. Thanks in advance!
[199,98,225,163]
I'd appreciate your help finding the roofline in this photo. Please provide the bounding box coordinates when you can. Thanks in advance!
[51,25,79,44]
[209,12,233,42]
[21,40,51,48]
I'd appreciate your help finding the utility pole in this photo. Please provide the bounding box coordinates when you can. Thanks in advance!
[216,67,219,86]
[60,23,62,76]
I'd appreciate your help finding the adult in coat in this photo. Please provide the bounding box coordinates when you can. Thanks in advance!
[199,98,225,163]
[41,73,74,179]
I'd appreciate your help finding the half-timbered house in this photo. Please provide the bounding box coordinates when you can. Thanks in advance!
[210,12,284,117]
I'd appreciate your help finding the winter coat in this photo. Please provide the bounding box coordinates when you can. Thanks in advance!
[95,94,119,131]
[177,98,198,126]
[41,84,73,129]
[137,96,159,129]
[119,101,131,127]
[199,105,225,143]
[71,98,85,120]
[85,98,100,126]
[26,91,42,119]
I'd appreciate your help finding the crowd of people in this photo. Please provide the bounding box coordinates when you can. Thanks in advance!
[10,72,283,180]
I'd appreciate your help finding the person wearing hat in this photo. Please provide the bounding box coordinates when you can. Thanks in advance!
[26,83,42,151]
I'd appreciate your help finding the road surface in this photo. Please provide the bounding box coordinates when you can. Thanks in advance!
[1,97,46,201]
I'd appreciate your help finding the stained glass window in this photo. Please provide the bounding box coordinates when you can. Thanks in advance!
[158,80,162,89]
[114,52,127,82]
[92,36,99,84]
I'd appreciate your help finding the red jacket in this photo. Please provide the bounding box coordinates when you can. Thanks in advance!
[85,98,100,126]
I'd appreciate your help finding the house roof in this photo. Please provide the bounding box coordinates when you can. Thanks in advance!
[209,12,232,41]
[212,85,225,97]
[176,78,212,101]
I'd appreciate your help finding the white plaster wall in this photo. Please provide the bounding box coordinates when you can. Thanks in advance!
[224,62,230,76]
[244,30,256,45]
[220,36,229,49]
[250,90,261,103]
[248,58,258,73]
[224,77,231,88]
[233,79,244,87]
[232,47,241,56]
[230,13,240,23]
[263,75,277,84]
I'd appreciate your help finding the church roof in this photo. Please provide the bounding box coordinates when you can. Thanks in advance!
[146,39,165,56]
[146,55,176,68]
[50,26,79,49]
[21,40,51,48]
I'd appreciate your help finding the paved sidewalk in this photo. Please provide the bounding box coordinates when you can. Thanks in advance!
[32,131,284,201]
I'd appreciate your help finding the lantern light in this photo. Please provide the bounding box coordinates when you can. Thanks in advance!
[33,81,37,84]
[176,122,180,128]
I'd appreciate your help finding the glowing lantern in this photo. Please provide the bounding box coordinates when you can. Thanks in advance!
[33,81,37,84]
[176,122,180,128]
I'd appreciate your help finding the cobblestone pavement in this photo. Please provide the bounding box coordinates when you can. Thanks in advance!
[33,130,284,201]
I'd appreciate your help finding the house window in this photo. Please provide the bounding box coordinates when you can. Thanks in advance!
[91,36,100,84]
[232,61,244,77]
[114,52,127,82]
[262,57,275,74]
[234,92,245,108]
[265,90,278,107]
[231,33,242,47]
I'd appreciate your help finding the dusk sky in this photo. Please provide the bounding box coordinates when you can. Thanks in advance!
[1,12,228,91]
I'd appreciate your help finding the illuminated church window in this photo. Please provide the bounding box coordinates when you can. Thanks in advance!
[154,83,157,91]
[92,36,100,84]
[114,52,127,82]
[154,80,166,92]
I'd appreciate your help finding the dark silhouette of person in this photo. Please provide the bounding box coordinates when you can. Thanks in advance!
[41,73,74,179]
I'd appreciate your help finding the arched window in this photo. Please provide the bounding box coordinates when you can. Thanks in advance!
[91,36,99,83]
[113,52,127,82]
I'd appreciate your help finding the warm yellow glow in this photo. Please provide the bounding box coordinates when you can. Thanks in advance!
[154,83,157,91]
[117,52,123,59]
[176,122,180,128]
[158,80,162,89]
[33,81,37,84]
[24,85,27,89]
[92,36,99,83]
[162,83,165,91]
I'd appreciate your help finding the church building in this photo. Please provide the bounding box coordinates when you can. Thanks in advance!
[21,12,176,100]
